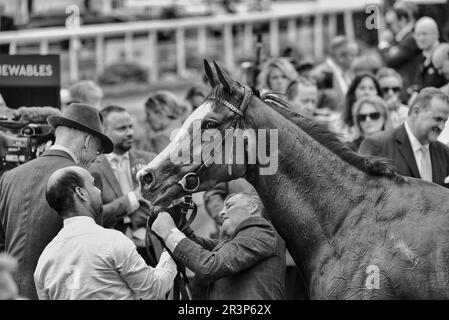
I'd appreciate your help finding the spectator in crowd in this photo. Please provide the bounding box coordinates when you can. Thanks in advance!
[135,91,189,154]
[359,87,449,187]
[310,36,358,111]
[377,68,409,127]
[379,1,421,92]
[349,95,392,151]
[0,253,22,300]
[286,77,319,117]
[0,3,16,54]
[432,43,449,96]
[34,166,177,300]
[350,54,383,77]
[414,17,447,90]
[151,192,286,300]
[60,88,72,111]
[69,80,104,110]
[0,103,112,299]
[89,105,161,266]
[257,57,298,94]
[432,43,449,144]
[185,85,208,112]
[336,73,383,141]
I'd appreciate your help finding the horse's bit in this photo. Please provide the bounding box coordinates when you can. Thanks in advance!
[177,83,254,193]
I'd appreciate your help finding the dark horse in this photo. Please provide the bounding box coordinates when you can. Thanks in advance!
[138,61,449,299]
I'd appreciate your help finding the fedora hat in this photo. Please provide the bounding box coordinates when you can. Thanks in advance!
[47,103,113,154]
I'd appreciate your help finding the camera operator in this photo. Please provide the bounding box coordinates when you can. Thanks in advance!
[0,103,112,300]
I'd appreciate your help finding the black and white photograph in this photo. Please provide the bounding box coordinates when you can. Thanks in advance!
[1,0,449,307]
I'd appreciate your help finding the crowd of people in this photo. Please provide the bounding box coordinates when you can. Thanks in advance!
[1,0,449,300]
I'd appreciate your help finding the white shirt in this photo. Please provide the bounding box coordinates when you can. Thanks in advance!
[105,152,139,213]
[34,216,177,300]
[404,121,432,179]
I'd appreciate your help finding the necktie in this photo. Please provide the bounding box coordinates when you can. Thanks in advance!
[113,156,133,194]
[419,146,432,182]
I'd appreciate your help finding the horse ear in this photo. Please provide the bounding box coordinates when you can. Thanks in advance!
[213,60,233,93]
[204,59,217,88]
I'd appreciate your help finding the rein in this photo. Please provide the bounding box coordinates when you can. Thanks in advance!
[144,195,197,300]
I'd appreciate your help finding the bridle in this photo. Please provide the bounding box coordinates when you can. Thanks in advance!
[176,83,254,193]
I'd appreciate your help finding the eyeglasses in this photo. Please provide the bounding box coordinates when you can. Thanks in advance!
[357,112,381,122]
[381,86,401,94]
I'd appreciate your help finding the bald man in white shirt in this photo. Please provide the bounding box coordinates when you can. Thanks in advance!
[34,166,177,300]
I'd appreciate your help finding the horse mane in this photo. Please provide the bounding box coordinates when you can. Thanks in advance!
[255,91,405,183]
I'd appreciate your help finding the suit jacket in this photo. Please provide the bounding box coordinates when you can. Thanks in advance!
[380,30,423,91]
[358,124,449,187]
[174,216,286,300]
[0,15,16,54]
[0,150,77,300]
[88,149,156,229]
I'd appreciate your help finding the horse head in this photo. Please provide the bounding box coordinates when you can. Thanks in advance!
[137,60,261,208]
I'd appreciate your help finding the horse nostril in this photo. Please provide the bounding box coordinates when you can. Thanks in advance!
[141,172,155,189]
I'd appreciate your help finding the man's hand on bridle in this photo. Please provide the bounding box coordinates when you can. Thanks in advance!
[151,212,176,241]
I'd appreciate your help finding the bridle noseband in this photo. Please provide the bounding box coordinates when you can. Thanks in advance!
[177,83,254,193]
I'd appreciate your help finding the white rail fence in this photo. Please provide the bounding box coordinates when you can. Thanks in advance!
[0,1,382,84]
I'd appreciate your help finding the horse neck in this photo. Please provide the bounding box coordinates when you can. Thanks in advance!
[244,100,375,273]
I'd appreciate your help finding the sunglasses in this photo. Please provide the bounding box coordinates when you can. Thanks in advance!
[357,112,381,122]
[381,86,401,94]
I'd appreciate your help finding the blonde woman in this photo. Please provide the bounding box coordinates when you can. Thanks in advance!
[349,95,392,151]
[257,57,298,94]
[135,91,190,154]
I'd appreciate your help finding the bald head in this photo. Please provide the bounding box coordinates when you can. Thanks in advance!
[414,17,439,51]
[432,43,449,80]
[46,166,87,217]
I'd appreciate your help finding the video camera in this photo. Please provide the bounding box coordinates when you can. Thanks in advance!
[0,107,58,175]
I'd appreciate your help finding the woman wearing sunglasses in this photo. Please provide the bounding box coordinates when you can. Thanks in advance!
[376,68,409,127]
[349,95,392,151]
[334,73,383,141]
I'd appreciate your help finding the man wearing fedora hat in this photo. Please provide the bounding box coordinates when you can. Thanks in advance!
[0,103,112,300]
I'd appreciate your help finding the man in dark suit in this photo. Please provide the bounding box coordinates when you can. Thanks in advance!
[0,103,113,300]
[0,3,16,54]
[379,2,422,92]
[89,105,161,264]
[152,192,286,300]
[359,87,449,187]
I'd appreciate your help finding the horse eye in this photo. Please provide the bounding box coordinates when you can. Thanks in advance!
[206,121,218,129]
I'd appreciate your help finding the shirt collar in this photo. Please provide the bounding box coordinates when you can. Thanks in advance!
[63,216,96,227]
[50,145,78,163]
[404,120,428,152]
[106,151,129,163]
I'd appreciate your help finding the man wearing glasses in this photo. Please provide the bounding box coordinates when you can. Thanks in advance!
[359,88,449,188]
[0,103,113,300]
